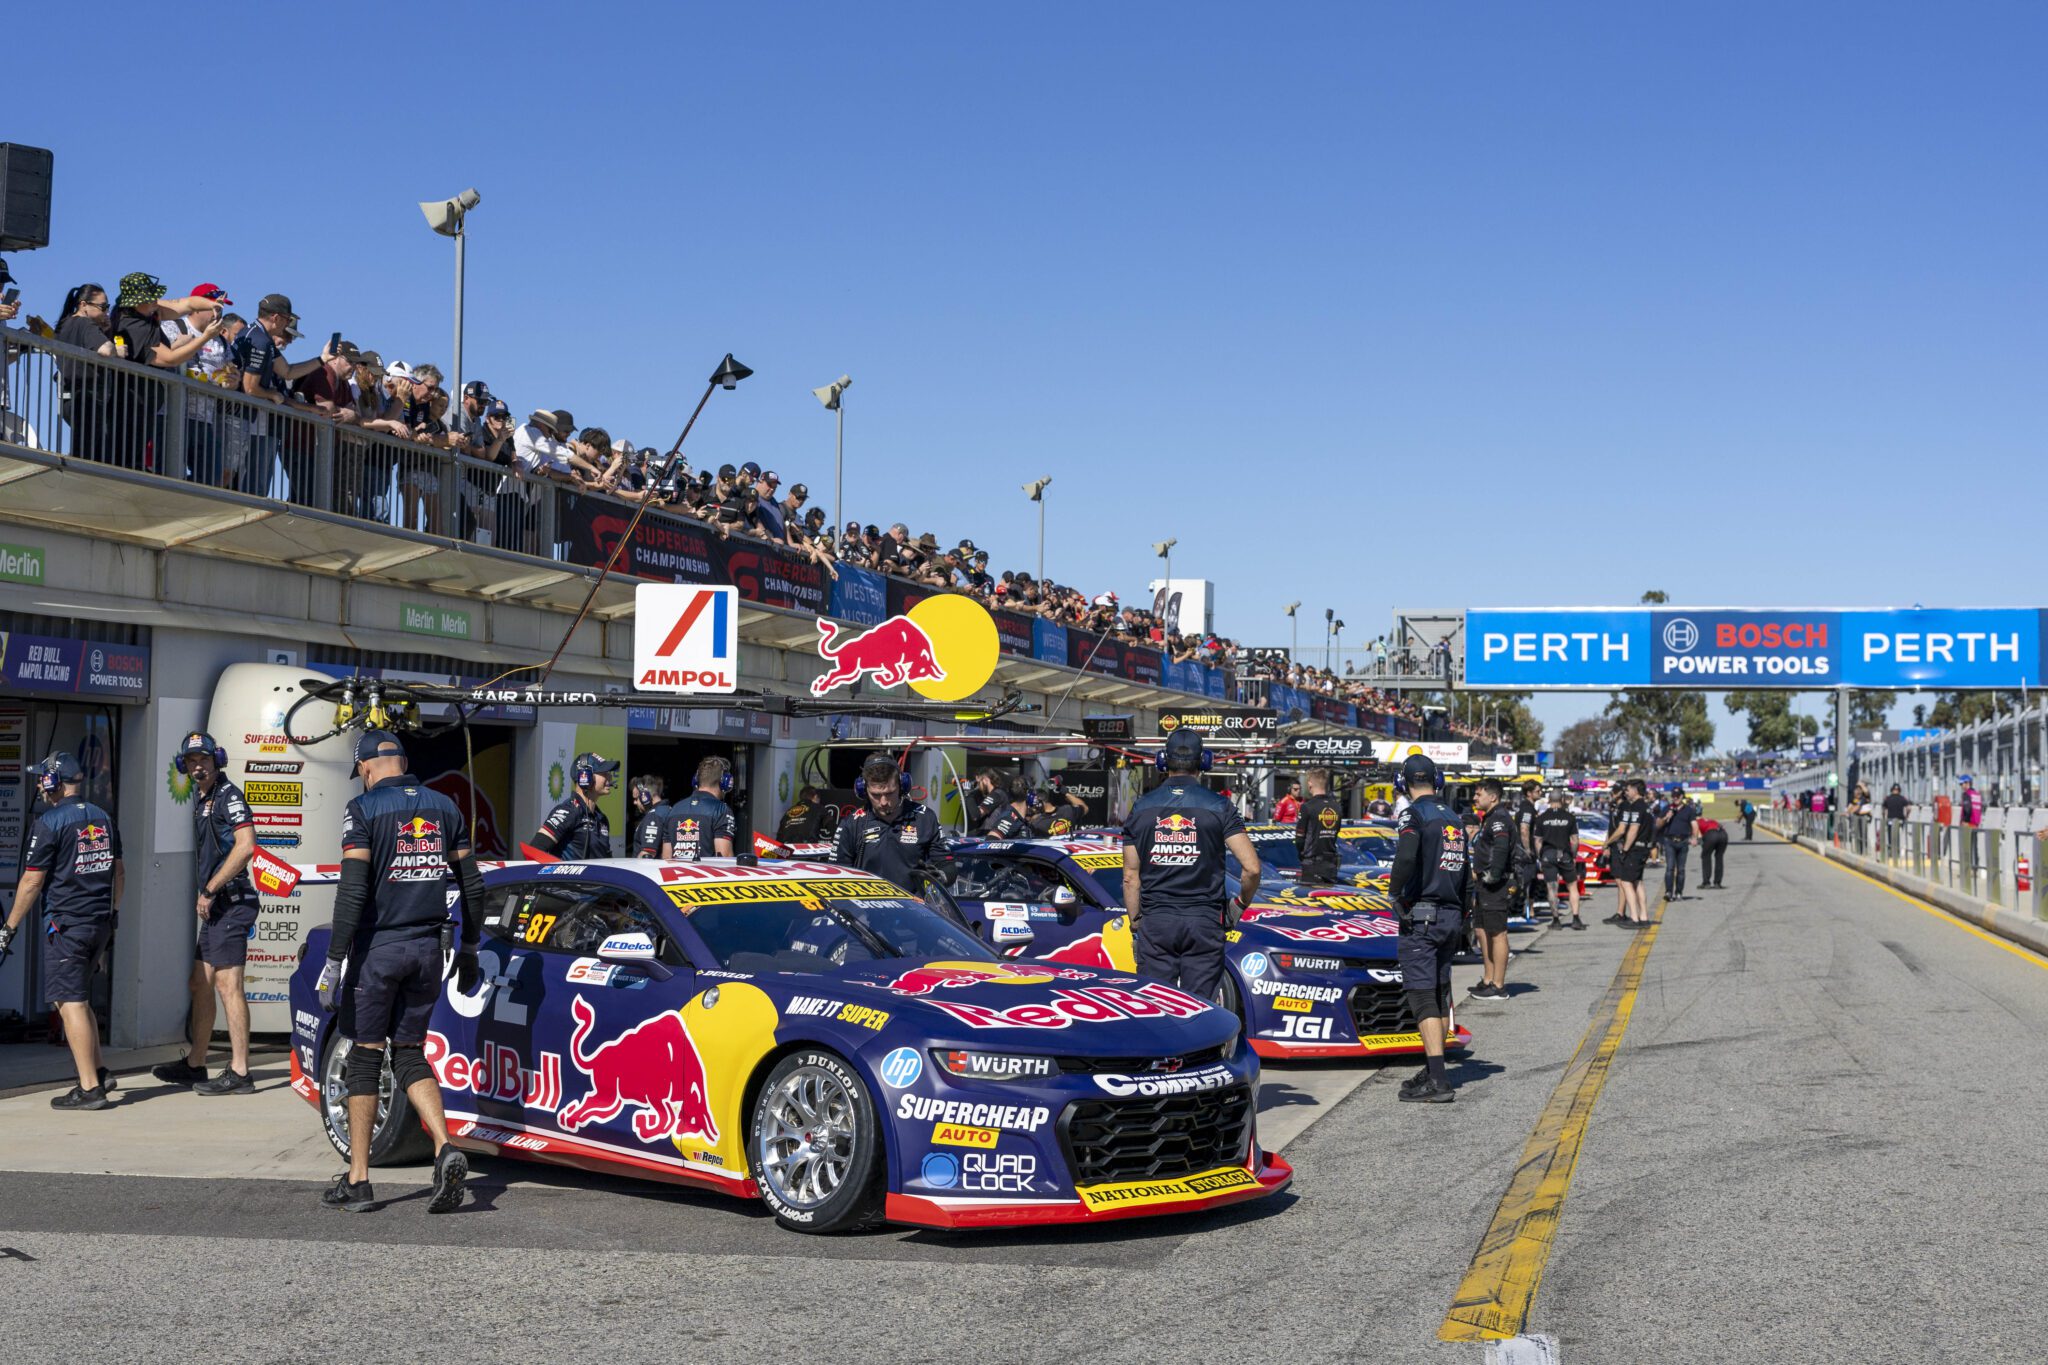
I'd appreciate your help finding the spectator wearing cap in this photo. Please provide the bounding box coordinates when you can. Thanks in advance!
[790,506,838,575]
[231,294,329,496]
[448,381,492,450]
[777,481,809,537]
[753,471,787,541]
[293,342,360,423]
[452,398,516,545]
[402,364,453,530]
[963,550,994,596]
[160,284,238,484]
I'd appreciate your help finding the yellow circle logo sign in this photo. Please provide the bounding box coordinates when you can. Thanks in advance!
[810,594,1000,702]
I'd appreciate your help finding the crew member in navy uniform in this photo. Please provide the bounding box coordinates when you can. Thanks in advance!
[155,732,263,1094]
[1387,753,1468,1103]
[530,751,618,859]
[629,775,671,859]
[1293,767,1343,887]
[1533,790,1584,930]
[314,731,486,1214]
[1608,779,1653,927]
[1467,779,1518,1002]
[1119,728,1260,999]
[1,754,123,1110]
[1661,788,1698,901]
[664,756,738,860]
[981,780,1035,839]
[832,753,940,888]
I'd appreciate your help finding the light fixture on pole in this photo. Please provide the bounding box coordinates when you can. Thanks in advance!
[1152,537,1177,627]
[418,188,481,403]
[813,375,851,546]
[1332,618,1346,672]
[1023,477,1053,583]
[1283,601,1301,664]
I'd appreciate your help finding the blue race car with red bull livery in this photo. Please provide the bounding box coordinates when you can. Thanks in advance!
[929,839,1471,1062]
[286,858,1289,1233]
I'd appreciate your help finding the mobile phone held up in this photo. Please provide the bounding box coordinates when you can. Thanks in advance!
[328,331,343,354]
[1,287,19,306]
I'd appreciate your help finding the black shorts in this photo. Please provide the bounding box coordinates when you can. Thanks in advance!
[340,935,443,1046]
[43,918,112,1005]
[197,897,261,968]
[1615,848,1648,884]
[1396,906,1463,1010]
[1538,846,1575,883]
[1473,905,1511,935]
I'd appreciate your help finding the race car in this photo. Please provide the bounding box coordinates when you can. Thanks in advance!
[1235,822,1384,891]
[286,858,1288,1233]
[930,839,1469,1062]
[1572,810,1613,889]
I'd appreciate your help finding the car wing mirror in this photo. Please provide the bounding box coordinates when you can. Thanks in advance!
[597,931,672,981]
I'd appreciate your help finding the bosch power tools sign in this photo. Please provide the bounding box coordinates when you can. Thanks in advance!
[1466,608,2047,689]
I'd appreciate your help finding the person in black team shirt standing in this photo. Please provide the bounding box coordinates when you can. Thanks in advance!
[1662,787,1698,901]
[314,732,486,1215]
[833,753,940,888]
[1467,780,1518,1002]
[965,770,1004,834]
[1120,728,1260,999]
[981,780,1035,839]
[531,752,618,859]
[1609,779,1652,927]
[1533,790,1585,930]
[664,757,738,860]
[1293,768,1343,887]
[154,732,263,1094]
[1,754,123,1110]
[1387,753,1468,1103]
[629,775,671,859]
[777,784,829,844]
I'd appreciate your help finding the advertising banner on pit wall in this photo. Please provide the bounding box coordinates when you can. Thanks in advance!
[1465,607,2048,690]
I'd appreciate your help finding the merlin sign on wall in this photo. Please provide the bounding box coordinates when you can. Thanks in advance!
[1464,608,2046,690]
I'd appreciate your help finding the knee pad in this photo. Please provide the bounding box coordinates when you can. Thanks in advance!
[389,1043,433,1094]
[1405,989,1443,1026]
[344,1043,386,1098]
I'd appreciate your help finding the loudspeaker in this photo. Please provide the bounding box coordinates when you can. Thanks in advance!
[0,144,53,253]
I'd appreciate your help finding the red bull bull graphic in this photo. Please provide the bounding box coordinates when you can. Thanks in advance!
[886,961,1090,996]
[810,595,1000,702]
[557,995,721,1143]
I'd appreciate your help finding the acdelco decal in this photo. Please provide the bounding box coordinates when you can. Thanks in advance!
[243,780,303,806]
[1076,1164,1258,1211]
[925,982,1213,1030]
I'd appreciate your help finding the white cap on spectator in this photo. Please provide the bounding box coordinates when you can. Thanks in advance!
[387,361,415,383]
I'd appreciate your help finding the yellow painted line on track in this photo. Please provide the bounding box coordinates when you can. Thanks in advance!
[1768,828,2048,973]
[1438,899,1666,1343]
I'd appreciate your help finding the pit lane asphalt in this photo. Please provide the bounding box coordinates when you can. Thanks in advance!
[1,839,2043,1364]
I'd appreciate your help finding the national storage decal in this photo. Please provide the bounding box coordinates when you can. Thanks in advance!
[244,779,303,807]
[1467,607,2048,690]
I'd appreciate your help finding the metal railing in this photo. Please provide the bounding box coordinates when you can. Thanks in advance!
[1767,804,2047,919]
[1,324,558,557]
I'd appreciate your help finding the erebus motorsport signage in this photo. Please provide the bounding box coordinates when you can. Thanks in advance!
[1157,709,1276,737]
[1278,736,1374,766]
[635,585,740,693]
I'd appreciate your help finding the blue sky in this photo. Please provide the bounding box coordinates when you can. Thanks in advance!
[9,3,2042,746]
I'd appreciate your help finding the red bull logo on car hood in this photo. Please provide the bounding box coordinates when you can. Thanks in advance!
[811,595,999,703]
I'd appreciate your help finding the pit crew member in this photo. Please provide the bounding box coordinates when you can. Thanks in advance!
[629,774,671,859]
[155,732,262,1093]
[1533,790,1584,930]
[1120,727,1259,998]
[1467,780,1517,1002]
[1387,753,1466,1103]
[315,731,484,1214]
[1293,767,1343,887]
[832,753,940,887]
[530,751,618,859]
[663,756,737,860]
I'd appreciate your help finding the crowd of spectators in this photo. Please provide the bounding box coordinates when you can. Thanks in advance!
[0,262,1457,719]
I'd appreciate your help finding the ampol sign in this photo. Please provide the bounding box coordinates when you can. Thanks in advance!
[634,585,740,693]
[1466,608,2048,690]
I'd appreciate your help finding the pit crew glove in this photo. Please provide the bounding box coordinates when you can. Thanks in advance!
[317,957,344,1013]
[449,947,480,994]
[0,924,14,963]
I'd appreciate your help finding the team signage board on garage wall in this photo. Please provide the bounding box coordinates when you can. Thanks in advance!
[1464,608,2047,690]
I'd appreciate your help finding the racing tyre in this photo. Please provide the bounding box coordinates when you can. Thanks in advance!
[749,1050,884,1234]
[1216,969,1246,1026]
[319,1035,432,1167]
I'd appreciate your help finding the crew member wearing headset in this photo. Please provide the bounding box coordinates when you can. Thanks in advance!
[629,775,671,859]
[1387,753,1468,1103]
[1120,728,1260,999]
[530,751,618,859]
[1,754,123,1111]
[154,732,262,1094]
[832,753,940,887]
[314,731,484,1214]
[664,756,738,860]
[981,780,1035,839]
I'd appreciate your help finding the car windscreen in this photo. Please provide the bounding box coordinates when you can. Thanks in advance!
[1236,832,1300,874]
[1576,813,1609,835]
[675,880,996,973]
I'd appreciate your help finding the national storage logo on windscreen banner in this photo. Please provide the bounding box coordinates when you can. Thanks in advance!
[1467,608,2048,690]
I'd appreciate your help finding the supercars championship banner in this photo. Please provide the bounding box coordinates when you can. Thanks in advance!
[1465,608,2048,690]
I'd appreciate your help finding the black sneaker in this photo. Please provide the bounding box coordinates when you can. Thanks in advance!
[1398,1068,1434,1097]
[1466,981,1496,998]
[152,1058,208,1086]
[1398,1077,1455,1104]
[427,1145,469,1215]
[97,1066,117,1093]
[1570,917,1587,930]
[194,1069,255,1096]
[1604,914,1628,925]
[51,1085,109,1111]
[322,1174,376,1212]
